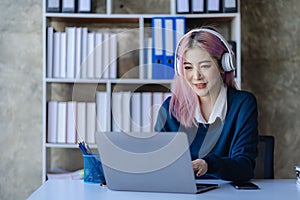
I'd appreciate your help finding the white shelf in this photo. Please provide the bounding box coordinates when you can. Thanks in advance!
[42,0,241,182]
[46,143,98,149]
[45,12,239,19]
[45,78,173,84]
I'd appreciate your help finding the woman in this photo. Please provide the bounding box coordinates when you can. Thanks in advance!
[155,26,258,182]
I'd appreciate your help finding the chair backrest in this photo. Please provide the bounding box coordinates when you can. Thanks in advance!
[254,135,275,179]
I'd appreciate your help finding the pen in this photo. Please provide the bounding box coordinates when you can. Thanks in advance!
[77,140,88,155]
[82,140,93,155]
[77,139,105,183]
[85,142,93,154]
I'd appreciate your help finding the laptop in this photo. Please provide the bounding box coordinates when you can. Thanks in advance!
[95,131,218,194]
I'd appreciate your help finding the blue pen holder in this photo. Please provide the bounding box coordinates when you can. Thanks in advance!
[83,154,105,184]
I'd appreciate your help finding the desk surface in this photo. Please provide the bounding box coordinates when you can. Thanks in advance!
[28,179,300,200]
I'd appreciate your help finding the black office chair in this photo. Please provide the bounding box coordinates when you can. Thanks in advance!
[254,135,275,179]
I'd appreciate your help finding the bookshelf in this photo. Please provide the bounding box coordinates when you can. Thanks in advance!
[42,0,241,182]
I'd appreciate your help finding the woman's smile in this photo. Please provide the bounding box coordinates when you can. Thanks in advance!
[194,83,207,89]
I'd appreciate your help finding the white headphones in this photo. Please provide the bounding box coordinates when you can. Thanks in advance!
[174,28,235,76]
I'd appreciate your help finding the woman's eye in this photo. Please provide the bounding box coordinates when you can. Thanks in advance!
[201,65,210,69]
[184,65,192,70]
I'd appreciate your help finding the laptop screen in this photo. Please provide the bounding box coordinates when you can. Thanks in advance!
[95,131,212,193]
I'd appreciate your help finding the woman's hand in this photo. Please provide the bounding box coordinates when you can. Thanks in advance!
[192,159,208,177]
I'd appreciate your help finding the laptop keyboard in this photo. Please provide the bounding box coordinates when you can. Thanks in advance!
[196,183,218,193]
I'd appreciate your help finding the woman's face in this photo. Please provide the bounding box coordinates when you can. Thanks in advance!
[183,47,222,100]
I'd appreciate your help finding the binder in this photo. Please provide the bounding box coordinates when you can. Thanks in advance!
[87,32,95,78]
[76,102,86,141]
[152,17,165,79]
[109,33,117,79]
[60,32,67,78]
[66,101,77,144]
[53,32,61,78]
[152,92,164,131]
[94,33,103,78]
[131,92,142,132]
[206,0,221,13]
[146,38,153,79]
[223,0,238,13]
[152,17,186,80]
[47,101,58,143]
[141,92,152,132]
[57,102,67,143]
[46,0,61,13]
[62,0,76,13]
[122,91,131,132]
[66,27,76,79]
[142,38,149,79]
[80,27,88,78]
[86,102,96,144]
[77,0,91,13]
[163,17,176,79]
[192,0,206,13]
[165,17,186,79]
[47,27,54,78]
[176,0,190,14]
[75,27,82,78]
[175,17,186,42]
[174,17,186,60]
[143,37,152,79]
[96,91,108,132]
[112,92,122,132]
[102,33,110,79]
[143,38,149,79]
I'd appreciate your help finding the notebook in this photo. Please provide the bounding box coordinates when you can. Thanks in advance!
[95,131,218,194]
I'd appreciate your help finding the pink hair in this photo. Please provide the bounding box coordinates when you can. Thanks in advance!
[170,76,199,127]
[170,27,237,127]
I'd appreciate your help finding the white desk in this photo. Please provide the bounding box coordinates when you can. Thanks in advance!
[28,179,300,200]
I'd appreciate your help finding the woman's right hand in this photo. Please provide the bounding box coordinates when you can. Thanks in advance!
[192,159,208,177]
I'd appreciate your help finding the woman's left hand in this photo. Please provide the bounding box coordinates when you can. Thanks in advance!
[192,159,208,177]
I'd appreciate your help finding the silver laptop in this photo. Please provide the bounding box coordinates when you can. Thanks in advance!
[95,131,218,194]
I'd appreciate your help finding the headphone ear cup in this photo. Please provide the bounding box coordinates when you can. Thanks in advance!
[175,58,180,76]
[221,53,232,72]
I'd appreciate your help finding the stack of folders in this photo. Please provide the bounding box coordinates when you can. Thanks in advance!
[47,101,100,145]
[150,17,186,79]
[46,0,92,13]
[176,0,238,14]
[47,91,172,145]
[111,91,172,133]
[296,166,300,185]
[47,27,117,80]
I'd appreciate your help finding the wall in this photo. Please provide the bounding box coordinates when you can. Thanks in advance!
[241,0,300,178]
[0,0,299,199]
[0,0,43,199]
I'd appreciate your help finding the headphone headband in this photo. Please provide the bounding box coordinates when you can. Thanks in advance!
[174,28,235,76]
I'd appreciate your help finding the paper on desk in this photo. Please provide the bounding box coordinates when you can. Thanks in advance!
[47,168,83,180]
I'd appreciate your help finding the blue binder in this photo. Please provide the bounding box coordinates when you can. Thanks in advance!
[164,17,186,79]
[152,17,165,79]
[152,17,186,79]
[163,17,176,79]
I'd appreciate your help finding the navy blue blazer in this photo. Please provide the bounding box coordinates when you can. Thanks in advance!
[155,88,259,182]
